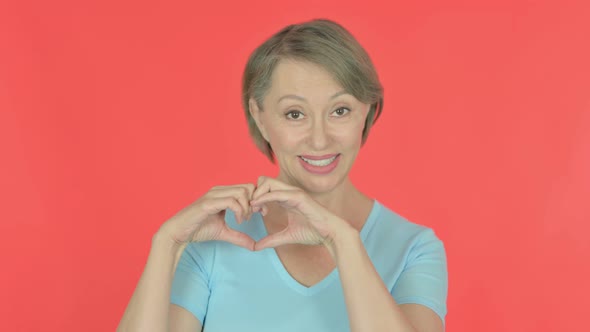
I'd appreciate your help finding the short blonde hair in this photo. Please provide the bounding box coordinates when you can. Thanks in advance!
[242,18,384,162]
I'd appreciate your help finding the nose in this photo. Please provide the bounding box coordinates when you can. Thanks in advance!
[307,117,330,150]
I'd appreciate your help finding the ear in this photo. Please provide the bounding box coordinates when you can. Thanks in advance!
[249,98,270,142]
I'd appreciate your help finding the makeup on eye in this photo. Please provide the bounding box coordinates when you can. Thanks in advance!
[331,107,351,117]
[285,110,304,120]
[283,107,352,120]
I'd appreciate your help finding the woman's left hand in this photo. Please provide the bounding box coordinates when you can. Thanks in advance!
[250,176,352,251]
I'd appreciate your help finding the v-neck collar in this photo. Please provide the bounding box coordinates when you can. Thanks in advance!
[258,200,382,296]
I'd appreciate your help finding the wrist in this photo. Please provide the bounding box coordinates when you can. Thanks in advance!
[152,229,186,255]
[325,221,360,259]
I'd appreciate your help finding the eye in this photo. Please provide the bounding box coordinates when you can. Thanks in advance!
[332,107,351,117]
[286,110,304,120]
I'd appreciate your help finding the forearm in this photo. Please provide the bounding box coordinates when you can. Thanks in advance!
[117,232,186,332]
[330,227,417,332]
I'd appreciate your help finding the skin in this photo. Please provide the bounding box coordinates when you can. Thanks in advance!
[249,58,374,229]
[117,58,444,332]
[247,59,443,331]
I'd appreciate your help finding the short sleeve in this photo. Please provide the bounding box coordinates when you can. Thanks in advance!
[391,228,448,325]
[170,242,214,323]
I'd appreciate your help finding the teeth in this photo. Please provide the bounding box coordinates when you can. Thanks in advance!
[301,155,337,167]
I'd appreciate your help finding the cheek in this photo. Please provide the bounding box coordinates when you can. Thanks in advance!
[267,126,301,152]
[333,120,366,144]
[333,132,363,149]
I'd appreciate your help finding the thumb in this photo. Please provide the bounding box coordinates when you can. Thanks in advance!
[254,228,294,251]
[217,227,256,251]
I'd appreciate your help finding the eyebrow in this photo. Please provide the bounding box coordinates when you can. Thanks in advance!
[277,90,349,104]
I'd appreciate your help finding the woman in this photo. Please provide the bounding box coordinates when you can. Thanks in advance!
[118,19,448,332]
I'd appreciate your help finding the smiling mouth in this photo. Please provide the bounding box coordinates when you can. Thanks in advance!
[299,154,339,167]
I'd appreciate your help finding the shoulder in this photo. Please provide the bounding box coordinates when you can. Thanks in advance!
[363,201,447,274]
[367,201,444,250]
[366,202,448,323]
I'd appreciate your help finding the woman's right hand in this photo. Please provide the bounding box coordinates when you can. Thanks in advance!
[156,184,258,251]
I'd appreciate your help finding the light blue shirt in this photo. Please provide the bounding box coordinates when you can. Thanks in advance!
[171,200,448,331]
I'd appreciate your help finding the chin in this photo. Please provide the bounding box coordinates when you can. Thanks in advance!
[296,170,348,194]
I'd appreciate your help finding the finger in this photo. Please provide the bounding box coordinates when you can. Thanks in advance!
[254,229,294,251]
[252,176,271,201]
[230,184,256,220]
[200,196,242,216]
[208,186,255,222]
[234,188,251,222]
[209,183,256,193]
[252,176,295,201]
[250,203,268,216]
[251,190,302,210]
[242,183,256,219]
[218,227,256,251]
[207,185,255,201]
[261,204,268,216]
[212,197,244,224]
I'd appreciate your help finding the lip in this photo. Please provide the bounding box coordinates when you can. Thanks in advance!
[298,154,341,175]
[298,153,339,160]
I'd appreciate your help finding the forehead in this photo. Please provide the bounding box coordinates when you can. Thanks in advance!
[267,59,344,98]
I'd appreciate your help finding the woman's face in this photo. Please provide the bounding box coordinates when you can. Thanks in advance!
[250,59,370,194]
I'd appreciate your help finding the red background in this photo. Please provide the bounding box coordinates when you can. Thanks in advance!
[1,0,589,331]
